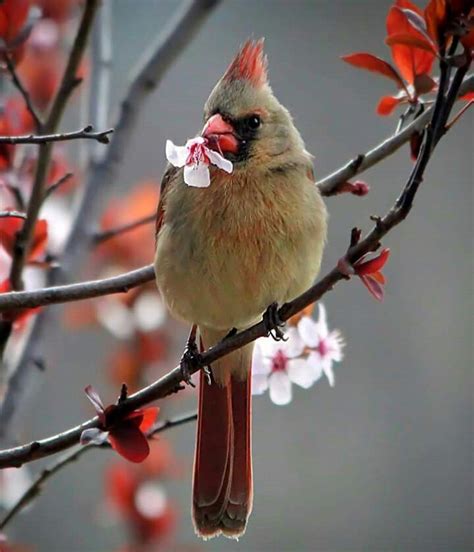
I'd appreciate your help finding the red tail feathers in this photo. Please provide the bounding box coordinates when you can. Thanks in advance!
[192,365,253,539]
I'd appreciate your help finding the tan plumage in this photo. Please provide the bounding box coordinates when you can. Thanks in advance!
[154,39,327,539]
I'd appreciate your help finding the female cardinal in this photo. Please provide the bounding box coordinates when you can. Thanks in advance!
[154,39,327,539]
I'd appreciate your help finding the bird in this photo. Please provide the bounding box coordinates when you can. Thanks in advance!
[154,39,327,539]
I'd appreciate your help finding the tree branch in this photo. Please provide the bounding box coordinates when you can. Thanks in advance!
[0,410,197,530]
[2,53,43,131]
[0,265,155,312]
[317,73,474,197]
[0,126,114,145]
[92,213,156,245]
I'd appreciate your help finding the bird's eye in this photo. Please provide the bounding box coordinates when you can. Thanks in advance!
[247,115,261,130]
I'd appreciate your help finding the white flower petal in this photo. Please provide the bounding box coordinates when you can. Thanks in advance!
[322,358,335,387]
[133,291,167,332]
[327,331,344,362]
[134,482,167,519]
[282,326,305,358]
[252,374,270,395]
[269,372,292,405]
[165,139,188,167]
[80,428,109,446]
[186,136,205,146]
[0,466,32,509]
[307,352,323,383]
[287,358,315,389]
[96,298,135,339]
[297,316,319,348]
[206,149,233,173]
[254,335,282,358]
[39,197,72,254]
[184,163,210,188]
[315,302,329,339]
[252,340,272,375]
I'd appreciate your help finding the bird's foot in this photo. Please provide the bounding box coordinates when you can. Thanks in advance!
[203,365,214,386]
[263,302,287,341]
[179,325,201,387]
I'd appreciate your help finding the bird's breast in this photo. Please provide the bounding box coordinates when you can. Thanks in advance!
[154,170,326,330]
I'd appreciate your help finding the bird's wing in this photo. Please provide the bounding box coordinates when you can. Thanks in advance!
[155,163,180,238]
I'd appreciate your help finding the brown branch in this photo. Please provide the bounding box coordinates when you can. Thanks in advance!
[317,72,474,197]
[3,53,43,131]
[0,126,114,145]
[92,213,156,244]
[0,48,468,470]
[0,265,155,312]
[0,410,197,530]
[44,173,74,199]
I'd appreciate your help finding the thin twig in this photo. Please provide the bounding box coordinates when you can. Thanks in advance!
[446,98,473,129]
[0,126,114,145]
[2,53,43,131]
[92,213,156,244]
[0,49,469,470]
[0,410,197,530]
[0,265,155,312]
[44,173,74,199]
[316,73,474,197]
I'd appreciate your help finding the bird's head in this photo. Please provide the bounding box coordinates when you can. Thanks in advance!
[201,39,306,172]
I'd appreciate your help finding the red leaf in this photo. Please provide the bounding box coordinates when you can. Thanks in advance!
[28,219,48,261]
[461,91,474,101]
[377,94,404,115]
[138,407,159,433]
[371,271,386,285]
[386,32,438,54]
[0,0,30,44]
[0,216,23,255]
[395,0,425,18]
[341,53,405,88]
[355,248,391,275]
[360,274,385,301]
[387,6,436,84]
[0,217,47,262]
[424,0,447,45]
[109,421,150,463]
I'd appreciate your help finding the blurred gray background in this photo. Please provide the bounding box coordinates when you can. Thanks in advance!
[4,1,473,550]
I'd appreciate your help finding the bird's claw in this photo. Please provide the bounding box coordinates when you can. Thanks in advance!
[263,302,286,341]
[203,365,213,386]
[179,327,201,387]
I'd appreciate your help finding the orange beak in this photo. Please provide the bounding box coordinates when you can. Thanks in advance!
[201,114,239,154]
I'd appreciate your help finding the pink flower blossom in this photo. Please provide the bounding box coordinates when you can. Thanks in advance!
[252,303,344,405]
[297,303,344,387]
[165,136,233,188]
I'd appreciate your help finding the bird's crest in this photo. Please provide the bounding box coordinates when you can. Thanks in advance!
[223,38,268,88]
